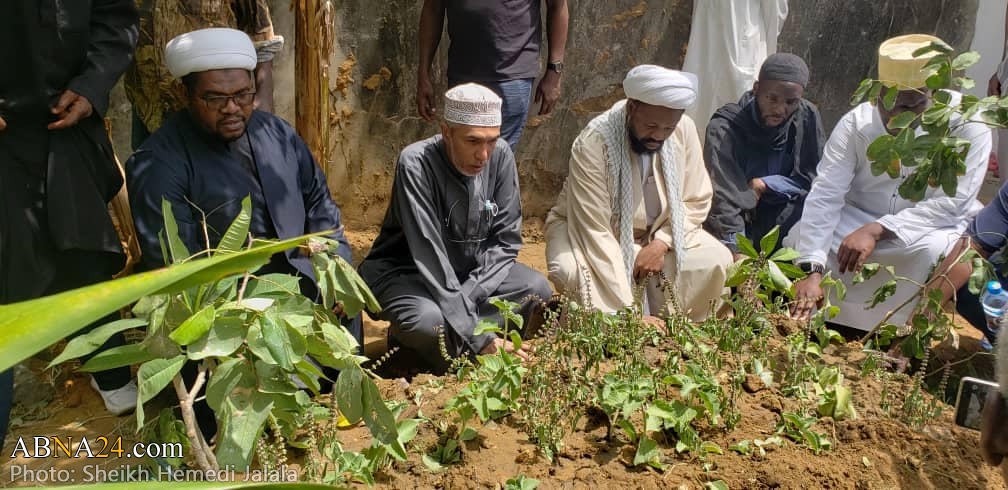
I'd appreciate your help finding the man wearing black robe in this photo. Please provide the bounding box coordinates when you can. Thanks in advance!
[0,0,139,443]
[126,29,355,337]
[703,53,826,256]
[359,83,552,374]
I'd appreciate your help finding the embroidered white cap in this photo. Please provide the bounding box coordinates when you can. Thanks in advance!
[443,83,502,127]
[878,34,949,89]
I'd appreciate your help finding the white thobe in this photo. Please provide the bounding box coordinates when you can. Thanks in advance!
[545,112,733,321]
[682,0,789,136]
[784,93,992,330]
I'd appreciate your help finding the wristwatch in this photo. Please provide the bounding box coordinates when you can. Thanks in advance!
[547,61,564,74]
[797,262,826,275]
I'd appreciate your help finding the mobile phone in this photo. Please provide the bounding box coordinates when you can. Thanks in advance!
[954,376,999,430]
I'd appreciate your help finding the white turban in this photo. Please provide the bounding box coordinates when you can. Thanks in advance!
[443,83,503,127]
[164,28,257,79]
[622,65,698,110]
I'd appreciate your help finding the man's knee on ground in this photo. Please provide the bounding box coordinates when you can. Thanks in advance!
[527,272,554,303]
[390,306,446,342]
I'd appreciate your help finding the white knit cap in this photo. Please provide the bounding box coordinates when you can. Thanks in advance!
[443,83,503,127]
[164,28,257,79]
[623,65,698,109]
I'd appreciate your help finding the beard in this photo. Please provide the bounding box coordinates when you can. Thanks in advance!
[628,128,663,154]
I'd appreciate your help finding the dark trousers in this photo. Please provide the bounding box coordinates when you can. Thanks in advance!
[1,124,129,446]
[380,263,552,374]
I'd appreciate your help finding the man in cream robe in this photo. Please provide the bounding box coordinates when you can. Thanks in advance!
[546,65,733,322]
[787,34,991,330]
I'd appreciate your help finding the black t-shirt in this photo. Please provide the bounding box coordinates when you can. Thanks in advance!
[445,0,542,82]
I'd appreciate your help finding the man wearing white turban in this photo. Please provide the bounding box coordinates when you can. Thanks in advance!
[127,27,357,337]
[545,65,733,322]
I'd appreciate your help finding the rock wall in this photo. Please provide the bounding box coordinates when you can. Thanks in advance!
[111,1,980,228]
[777,0,978,128]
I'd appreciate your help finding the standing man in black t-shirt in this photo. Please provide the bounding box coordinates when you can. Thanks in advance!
[416,0,569,152]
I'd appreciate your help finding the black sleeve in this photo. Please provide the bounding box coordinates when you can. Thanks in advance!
[703,117,757,250]
[68,0,139,116]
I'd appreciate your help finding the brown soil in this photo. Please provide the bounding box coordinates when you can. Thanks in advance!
[2,228,1005,489]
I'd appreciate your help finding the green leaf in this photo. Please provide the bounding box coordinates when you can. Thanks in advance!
[136,355,186,428]
[168,305,216,345]
[887,111,917,131]
[474,319,502,336]
[633,436,666,470]
[0,233,324,372]
[850,78,873,106]
[215,372,274,468]
[883,86,898,110]
[867,81,884,104]
[759,225,781,254]
[767,260,792,292]
[187,314,245,360]
[334,365,365,423]
[736,233,758,259]
[705,481,730,490]
[79,343,156,372]
[255,360,298,395]
[48,318,147,367]
[259,309,300,371]
[242,273,303,298]
[205,358,251,408]
[769,247,799,263]
[217,196,252,253]
[951,51,981,71]
[161,198,191,264]
[866,134,895,161]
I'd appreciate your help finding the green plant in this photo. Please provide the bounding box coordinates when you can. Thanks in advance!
[50,198,394,473]
[775,412,832,454]
[504,475,540,490]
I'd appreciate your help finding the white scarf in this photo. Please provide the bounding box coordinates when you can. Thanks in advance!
[588,100,686,298]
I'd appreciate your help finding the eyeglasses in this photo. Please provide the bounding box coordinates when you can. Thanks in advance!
[443,197,499,245]
[200,91,257,111]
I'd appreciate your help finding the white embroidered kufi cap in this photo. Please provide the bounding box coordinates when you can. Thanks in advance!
[877,34,949,89]
[443,83,503,127]
[164,28,257,79]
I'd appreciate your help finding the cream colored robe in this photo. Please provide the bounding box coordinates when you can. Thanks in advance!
[545,109,732,321]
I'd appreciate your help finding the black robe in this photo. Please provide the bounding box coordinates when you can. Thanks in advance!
[703,91,826,253]
[0,0,138,302]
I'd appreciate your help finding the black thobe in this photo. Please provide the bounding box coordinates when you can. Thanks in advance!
[703,91,826,253]
[0,0,139,445]
[358,136,551,373]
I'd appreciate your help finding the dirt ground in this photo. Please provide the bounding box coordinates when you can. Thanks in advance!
[3,227,1007,489]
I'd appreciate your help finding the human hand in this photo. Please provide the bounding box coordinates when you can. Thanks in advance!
[479,337,529,361]
[981,390,1008,473]
[642,315,667,334]
[48,90,93,130]
[633,239,668,280]
[749,177,767,200]
[534,70,562,115]
[837,222,884,274]
[990,73,1002,98]
[789,273,823,321]
[417,72,436,121]
[0,115,6,131]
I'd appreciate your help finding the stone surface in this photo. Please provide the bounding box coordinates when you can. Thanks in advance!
[108,1,982,227]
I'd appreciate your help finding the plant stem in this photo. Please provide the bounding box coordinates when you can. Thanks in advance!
[172,365,217,471]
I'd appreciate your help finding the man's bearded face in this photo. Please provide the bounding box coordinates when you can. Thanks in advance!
[626,101,684,154]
